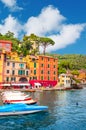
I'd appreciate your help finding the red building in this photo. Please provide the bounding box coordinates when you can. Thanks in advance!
[0,40,12,53]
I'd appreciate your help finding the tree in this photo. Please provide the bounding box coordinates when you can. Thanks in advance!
[21,35,33,56]
[28,34,40,55]
[40,37,55,55]
[71,70,79,76]
[5,31,14,38]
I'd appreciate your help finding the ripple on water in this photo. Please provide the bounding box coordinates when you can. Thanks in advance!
[0,89,86,130]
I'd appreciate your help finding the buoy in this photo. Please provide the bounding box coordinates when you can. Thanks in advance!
[76,102,78,105]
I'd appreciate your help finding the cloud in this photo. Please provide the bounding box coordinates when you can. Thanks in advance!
[0,15,22,37]
[24,5,66,36]
[46,24,86,52]
[0,0,23,11]
[24,5,86,52]
[0,5,86,52]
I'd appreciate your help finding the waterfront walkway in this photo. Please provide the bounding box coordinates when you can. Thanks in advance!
[0,85,83,93]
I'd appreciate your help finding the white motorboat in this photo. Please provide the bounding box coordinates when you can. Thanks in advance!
[1,91,37,105]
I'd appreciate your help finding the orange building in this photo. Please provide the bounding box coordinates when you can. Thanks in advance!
[38,55,58,81]
[77,70,86,83]
[29,55,58,87]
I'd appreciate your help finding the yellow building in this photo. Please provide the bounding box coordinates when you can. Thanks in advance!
[0,53,5,83]
[58,73,72,87]
[24,55,39,80]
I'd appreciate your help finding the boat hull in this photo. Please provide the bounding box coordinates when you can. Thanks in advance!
[0,103,48,116]
[0,110,43,116]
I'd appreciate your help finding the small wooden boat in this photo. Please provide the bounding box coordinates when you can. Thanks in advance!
[0,103,48,116]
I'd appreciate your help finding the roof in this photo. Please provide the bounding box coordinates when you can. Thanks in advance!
[29,55,38,59]
[0,40,12,44]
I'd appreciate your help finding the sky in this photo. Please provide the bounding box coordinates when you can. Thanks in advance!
[0,0,86,55]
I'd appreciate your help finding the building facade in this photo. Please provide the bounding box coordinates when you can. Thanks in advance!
[58,73,72,87]
[0,40,58,88]
[28,55,58,87]
[0,40,12,84]
[3,60,29,83]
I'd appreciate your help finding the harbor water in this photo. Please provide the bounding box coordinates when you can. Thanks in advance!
[0,88,86,130]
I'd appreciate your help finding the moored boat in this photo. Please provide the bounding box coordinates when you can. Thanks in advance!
[0,103,48,116]
[1,91,37,105]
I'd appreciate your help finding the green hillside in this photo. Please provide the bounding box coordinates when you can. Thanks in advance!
[47,54,86,74]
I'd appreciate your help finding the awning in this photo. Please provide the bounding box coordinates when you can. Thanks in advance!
[34,83,41,86]
[0,84,11,86]
[11,83,30,86]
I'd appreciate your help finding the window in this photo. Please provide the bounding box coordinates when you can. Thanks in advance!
[18,70,25,75]
[48,76,50,80]
[12,63,15,67]
[7,62,10,66]
[48,64,50,68]
[54,59,55,62]
[62,80,64,82]
[6,77,9,82]
[12,70,15,75]
[18,70,21,75]
[41,57,43,60]
[41,76,43,80]
[26,71,28,76]
[19,63,24,68]
[30,77,32,80]
[54,71,56,75]
[34,70,36,75]
[11,77,14,81]
[32,58,35,61]
[41,64,43,67]
[33,77,36,80]
[41,70,43,74]
[7,70,9,74]
[48,58,50,61]
[48,71,50,74]
[54,65,55,68]
[11,77,16,81]
[34,63,36,68]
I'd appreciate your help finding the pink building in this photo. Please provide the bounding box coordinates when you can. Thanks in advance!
[3,60,30,84]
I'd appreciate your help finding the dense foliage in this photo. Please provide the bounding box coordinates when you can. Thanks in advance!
[48,54,86,74]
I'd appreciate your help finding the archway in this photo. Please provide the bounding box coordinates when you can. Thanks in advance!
[19,77,28,82]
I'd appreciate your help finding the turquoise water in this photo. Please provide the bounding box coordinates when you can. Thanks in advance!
[0,88,86,130]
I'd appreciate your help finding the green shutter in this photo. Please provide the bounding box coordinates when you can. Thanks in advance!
[34,70,36,74]
[34,63,36,68]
